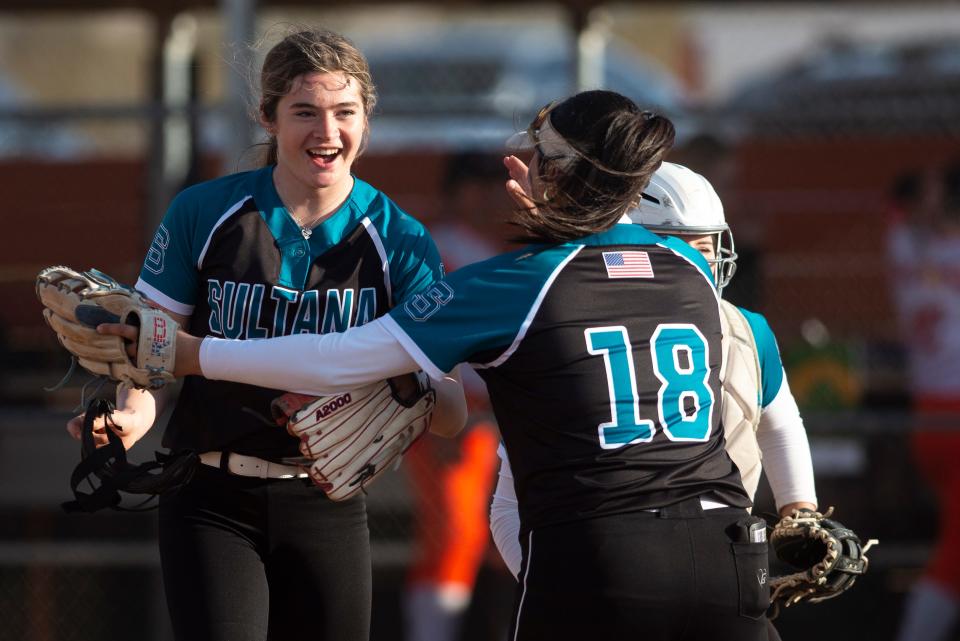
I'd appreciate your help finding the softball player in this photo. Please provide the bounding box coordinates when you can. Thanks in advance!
[890,163,960,641]
[490,161,818,640]
[106,91,768,640]
[68,28,465,641]
[632,162,816,515]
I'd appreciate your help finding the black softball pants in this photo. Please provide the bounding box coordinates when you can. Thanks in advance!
[158,464,371,641]
[510,498,770,641]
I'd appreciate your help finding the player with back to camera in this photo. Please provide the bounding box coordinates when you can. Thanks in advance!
[64,27,467,641]
[490,161,819,641]
[91,90,773,640]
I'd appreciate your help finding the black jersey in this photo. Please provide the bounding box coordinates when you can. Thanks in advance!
[137,167,443,458]
[384,223,750,534]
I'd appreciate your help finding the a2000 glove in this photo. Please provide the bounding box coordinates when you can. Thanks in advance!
[272,373,435,501]
[36,265,178,390]
[769,506,877,612]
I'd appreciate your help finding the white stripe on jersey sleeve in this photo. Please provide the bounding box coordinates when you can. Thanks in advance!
[135,278,194,316]
[197,195,252,269]
[379,314,446,380]
[199,318,420,395]
[474,245,584,370]
[361,217,393,306]
[756,369,818,509]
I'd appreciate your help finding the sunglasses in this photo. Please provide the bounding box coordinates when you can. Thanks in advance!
[527,101,559,160]
[523,99,656,178]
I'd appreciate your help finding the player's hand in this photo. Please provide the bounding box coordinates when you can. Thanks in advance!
[94,322,139,359]
[66,406,152,450]
[504,155,535,211]
[94,323,202,378]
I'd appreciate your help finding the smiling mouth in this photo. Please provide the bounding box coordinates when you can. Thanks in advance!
[307,149,341,165]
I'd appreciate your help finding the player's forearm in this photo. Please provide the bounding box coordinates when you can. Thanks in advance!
[757,372,818,510]
[111,383,172,448]
[174,331,203,378]
[193,320,421,395]
[428,367,467,437]
[116,384,164,422]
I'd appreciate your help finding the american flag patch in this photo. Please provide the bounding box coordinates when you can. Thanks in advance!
[602,251,654,278]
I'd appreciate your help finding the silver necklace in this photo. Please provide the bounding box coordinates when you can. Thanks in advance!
[287,209,313,240]
[297,221,312,240]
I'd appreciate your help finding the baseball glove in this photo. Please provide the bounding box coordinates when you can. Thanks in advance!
[36,266,178,390]
[271,372,436,501]
[768,507,878,613]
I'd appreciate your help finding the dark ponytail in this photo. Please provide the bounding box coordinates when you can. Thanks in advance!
[511,91,675,244]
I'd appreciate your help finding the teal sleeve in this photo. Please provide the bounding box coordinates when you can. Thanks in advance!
[386,245,580,376]
[739,307,785,408]
[389,226,444,302]
[138,188,202,307]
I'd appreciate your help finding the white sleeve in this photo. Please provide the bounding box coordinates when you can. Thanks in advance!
[199,318,422,396]
[489,444,522,580]
[756,370,818,509]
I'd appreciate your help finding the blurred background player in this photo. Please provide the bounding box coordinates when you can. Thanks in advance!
[491,161,818,640]
[403,153,507,641]
[890,160,960,641]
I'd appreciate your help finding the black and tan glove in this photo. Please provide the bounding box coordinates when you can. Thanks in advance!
[769,507,877,614]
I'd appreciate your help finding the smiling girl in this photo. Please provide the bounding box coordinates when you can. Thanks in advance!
[68,28,465,641]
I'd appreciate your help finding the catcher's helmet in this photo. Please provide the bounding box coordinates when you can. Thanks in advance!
[628,162,738,292]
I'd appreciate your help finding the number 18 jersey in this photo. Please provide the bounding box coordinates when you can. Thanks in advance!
[384,223,751,534]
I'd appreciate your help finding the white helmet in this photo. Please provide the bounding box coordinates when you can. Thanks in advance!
[628,161,738,292]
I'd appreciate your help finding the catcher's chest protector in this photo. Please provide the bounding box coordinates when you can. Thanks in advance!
[718,300,763,502]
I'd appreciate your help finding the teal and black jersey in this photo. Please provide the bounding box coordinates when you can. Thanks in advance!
[384,224,751,534]
[136,167,442,458]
